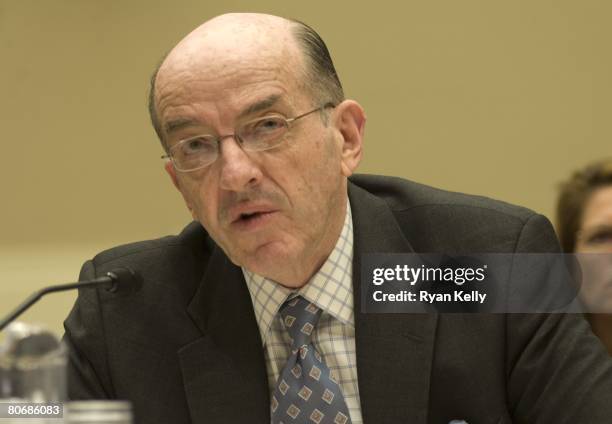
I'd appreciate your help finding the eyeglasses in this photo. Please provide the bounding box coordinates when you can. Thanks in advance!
[161,103,335,172]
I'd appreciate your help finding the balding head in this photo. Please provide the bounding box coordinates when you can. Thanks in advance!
[148,13,343,147]
[159,14,295,85]
[151,13,365,287]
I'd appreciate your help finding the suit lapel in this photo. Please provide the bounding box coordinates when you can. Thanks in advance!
[349,182,438,424]
[179,245,270,423]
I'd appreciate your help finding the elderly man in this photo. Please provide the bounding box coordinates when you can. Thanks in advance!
[64,13,612,424]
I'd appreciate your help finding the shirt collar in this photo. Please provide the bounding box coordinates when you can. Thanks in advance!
[242,200,354,346]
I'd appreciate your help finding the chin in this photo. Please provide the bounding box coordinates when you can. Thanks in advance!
[256,240,295,262]
[241,241,301,276]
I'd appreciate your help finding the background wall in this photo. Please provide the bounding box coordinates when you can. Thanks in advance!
[1,0,610,336]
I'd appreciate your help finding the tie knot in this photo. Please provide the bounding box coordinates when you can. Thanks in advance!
[279,296,322,350]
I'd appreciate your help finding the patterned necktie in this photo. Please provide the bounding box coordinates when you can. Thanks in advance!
[271,296,351,424]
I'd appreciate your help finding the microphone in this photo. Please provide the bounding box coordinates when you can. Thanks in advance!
[0,267,142,331]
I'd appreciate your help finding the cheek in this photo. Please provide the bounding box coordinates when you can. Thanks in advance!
[288,142,343,219]
[181,176,219,226]
[309,135,343,187]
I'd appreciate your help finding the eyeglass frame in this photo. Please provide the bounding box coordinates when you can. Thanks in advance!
[161,102,336,172]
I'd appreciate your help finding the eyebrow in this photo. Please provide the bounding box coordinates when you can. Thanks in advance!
[163,94,283,136]
[582,225,612,235]
[237,94,282,120]
[164,117,199,135]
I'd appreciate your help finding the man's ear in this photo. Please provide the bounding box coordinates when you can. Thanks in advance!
[333,100,366,177]
[164,160,196,218]
[164,160,181,190]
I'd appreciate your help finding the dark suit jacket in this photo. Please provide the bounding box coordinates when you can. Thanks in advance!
[64,174,612,424]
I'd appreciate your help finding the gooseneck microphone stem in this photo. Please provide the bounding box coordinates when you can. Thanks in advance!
[0,269,138,332]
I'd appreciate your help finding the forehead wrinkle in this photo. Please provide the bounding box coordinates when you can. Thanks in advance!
[157,68,290,122]
[157,63,288,108]
[164,94,284,137]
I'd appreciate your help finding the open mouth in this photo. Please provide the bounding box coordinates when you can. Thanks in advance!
[234,210,276,226]
[238,212,264,222]
[229,204,278,230]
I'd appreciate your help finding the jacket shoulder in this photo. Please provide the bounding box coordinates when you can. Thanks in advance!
[349,173,534,222]
[349,174,557,253]
[90,221,212,269]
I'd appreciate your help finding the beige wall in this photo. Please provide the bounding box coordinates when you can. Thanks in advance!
[1,0,610,336]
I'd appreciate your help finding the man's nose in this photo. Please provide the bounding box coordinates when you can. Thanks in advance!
[217,137,263,191]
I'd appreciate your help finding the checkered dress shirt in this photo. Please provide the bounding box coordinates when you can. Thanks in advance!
[242,201,363,424]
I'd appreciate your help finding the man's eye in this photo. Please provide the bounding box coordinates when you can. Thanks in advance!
[258,118,284,130]
[181,138,214,155]
[249,118,285,137]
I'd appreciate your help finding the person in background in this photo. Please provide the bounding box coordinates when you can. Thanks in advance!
[557,158,612,354]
